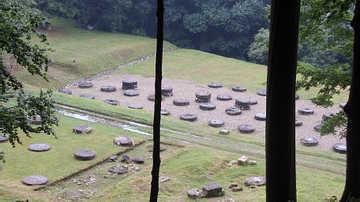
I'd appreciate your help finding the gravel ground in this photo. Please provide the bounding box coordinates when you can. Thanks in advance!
[65,73,346,152]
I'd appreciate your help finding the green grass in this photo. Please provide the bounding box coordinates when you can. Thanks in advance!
[0,18,349,201]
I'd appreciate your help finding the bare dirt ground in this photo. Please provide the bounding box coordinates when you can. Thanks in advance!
[65,73,346,152]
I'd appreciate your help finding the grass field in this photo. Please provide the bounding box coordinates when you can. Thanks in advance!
[0,18,349,201]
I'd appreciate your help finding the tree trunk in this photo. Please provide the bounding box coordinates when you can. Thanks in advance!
[149,0,164,201]
[266,0,300,201]
[340,1,360,201]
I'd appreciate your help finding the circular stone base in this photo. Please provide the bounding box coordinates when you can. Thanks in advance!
[208,82,222,88]
[73,124,93,134]
[333,143,346,154]
[74,149,96,160]
[80,94,95,99]
[78,82,93,88]
[314,124,323,132]
[128,103,143,109]
[161,109,170,116]
[104,99,119,106]
[22,175,48,185]
[217,94,232,101]
[108,165,128,174]
[199,103,216,110]
[124,89,139,96]
[255,113,266,121]
[173,99,190,106]
[208,119,225,128]
[298,108,314,115]
[101,85,116,92]
[257,90,266,96]
[58,89,72,95]
[180,113,197,122]
[28,143,51,152]
[238,124,255,133]
[0,134,9,143]
[225,107,242,115]
[122,79,138,89]
[232,86,247,92]
[295,119,303,126]
[322,112,334,121]
[114,136,134,146]
[301,137,318,146]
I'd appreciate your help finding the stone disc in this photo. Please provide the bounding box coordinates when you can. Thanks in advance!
[22,175,48,185]
[58,89,72,95]
[333,143,346,154]
[254,113,266,121]
[322,112,334,121]
[301,137,318,146]
[78,82,93,88]
[208,82,222,88]
[161,109,170,116]
[124,89,139,96]
[80,94,95,99]
[195,91,211,99]
[217,94,232,101]
[208,119,225,128]
[180,113,197,122]
[238,124,255,133]
[28,143,51,152]
[128,103,143,109]
[232,86,247,92]
[225,107,242,115]
[74,149,96,160]
[298,108,314,115]
[114,136,134,146]
[257,90,266,96]
[173,99,190,106]
[314,124,323,132]
[0,134,9,143]
[101,85,116,92]
[199,103,216,110]
[104,99,119,106]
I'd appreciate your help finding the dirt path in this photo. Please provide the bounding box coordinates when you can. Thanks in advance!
[65,73,346,152]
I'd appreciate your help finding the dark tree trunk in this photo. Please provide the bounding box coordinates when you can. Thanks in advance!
[265,0,300,201]
[340,1,360,201]
[149,0,164,201]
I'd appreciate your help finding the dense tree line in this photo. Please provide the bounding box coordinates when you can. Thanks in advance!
[32,0,269,60]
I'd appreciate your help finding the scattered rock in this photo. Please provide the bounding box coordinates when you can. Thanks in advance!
[109,155,118,161]
[114,137,134,146]
[249,160,257,165]
[147,94,165,101]
[108,165,128,174]
[202,182,225,197]
[295,119,303,126]
[214,199,236,202]
[219,129,230,135]
[58,89,72,95]
[62,189,86,200]
[80,94,95,99]
[0,134,9,143]
[160,176,170,182]
[231,187,243,192]
[73,125,93,134]
[132,156,144,164]
[228,183,238,188]
[187,188,200,199]
[322,112,334,121]
[235,98,251,110]
[120,154,131,163]
[227,160,237,167]
[244,177,266,187]
[238,156,248,165]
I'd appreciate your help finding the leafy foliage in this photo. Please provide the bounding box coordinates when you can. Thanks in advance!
[0,0,58,147]
[248,28,269,64]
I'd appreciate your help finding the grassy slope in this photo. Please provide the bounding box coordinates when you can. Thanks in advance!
[1,18,348,201]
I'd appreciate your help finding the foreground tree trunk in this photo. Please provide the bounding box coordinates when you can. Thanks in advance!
[340,1,360,201]
[150,0,164,201]
[265,0,300,201]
